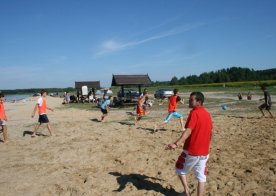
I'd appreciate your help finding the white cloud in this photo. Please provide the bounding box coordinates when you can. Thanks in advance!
[95,22,205,57]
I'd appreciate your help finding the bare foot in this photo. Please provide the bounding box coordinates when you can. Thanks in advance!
[3,140,9,144]
[31,134,37,138]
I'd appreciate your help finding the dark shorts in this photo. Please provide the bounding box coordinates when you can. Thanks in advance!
[101,108,108,114]
[38,114,49,124]
[259,103,271,110]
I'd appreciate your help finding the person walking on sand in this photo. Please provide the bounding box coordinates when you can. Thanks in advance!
[258,85,273,118]
[0,93,8,144]
[31,90,54,137]
[166,92,213,196]
[99,96,113,122]
[154,89,185,132]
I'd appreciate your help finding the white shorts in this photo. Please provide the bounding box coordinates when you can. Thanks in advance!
[0,120,7,126]
[175,150,209,182]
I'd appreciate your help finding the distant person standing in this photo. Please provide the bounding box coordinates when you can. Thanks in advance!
[237,92,243,100]
[258,85,273,118]
[166,92,213,196]
[247,91,252,100]
[31,90,54,137]
[0,93,8,144]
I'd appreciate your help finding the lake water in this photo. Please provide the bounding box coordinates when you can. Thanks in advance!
[4,94,33,102]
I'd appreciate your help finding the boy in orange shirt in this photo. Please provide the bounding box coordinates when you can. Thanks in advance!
[0,93,8,144]
[31,90,54,137]
[154,89,185,132]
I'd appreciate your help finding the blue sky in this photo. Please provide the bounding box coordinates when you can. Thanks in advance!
[0,0,275,89]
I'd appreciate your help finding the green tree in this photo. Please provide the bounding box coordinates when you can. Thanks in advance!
[170,76,178,85]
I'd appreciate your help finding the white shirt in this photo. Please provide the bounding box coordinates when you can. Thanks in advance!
[37,97,43,107]
[37,97,46,115]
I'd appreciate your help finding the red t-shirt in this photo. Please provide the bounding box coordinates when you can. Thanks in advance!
[168,95,181,112]
[183,106,213,156]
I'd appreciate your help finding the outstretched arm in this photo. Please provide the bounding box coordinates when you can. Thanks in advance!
[166,128,192,150]
[47,107,54,112]
[32,104,38,118]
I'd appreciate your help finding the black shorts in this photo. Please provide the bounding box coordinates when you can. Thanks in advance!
[38,114,49,124]
[259,103,271,110]
[101,108,108,114]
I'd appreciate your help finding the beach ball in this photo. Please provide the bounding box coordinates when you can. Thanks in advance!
[222,104,228,110]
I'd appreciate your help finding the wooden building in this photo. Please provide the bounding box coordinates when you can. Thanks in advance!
[111,74,152,94]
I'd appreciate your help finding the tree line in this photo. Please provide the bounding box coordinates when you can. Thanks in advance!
[153,67,276,86]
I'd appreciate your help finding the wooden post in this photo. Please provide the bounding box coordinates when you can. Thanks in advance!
[138,85,142,95]
[121,85,125,97]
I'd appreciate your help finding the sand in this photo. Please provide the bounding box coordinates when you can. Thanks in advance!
[0,95,275,196]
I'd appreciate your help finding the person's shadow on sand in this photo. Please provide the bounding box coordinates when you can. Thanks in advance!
[109,172,179,195]
[23,130,47,137]
[126,111,136,116]
[90,118,100,122]
[119,121,133,126]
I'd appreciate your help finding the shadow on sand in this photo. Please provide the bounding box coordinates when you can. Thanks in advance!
[119,121,133,126]
[136,127,156,133]
[23,130,47,137]
[126,111,136,116]
[90,118,100,122]
[109,172,179,195]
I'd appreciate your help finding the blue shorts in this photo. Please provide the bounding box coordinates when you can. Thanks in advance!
[164,112,183,123]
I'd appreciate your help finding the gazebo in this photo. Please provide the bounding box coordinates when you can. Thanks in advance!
[75,81,100,90]
[111,74,152,95]
[75,81,101,101]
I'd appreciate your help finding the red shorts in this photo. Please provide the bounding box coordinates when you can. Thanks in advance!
[136,105,145,117]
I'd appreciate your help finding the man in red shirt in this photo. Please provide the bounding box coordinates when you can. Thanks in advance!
[166,92,213,196]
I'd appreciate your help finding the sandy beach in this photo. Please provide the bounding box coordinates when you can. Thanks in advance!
[0,94,275,196]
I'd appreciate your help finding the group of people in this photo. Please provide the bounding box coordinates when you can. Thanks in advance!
[237,91,252,100]
[97,88,210,195]
[62,92,78,104]
[0,85,273,196]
